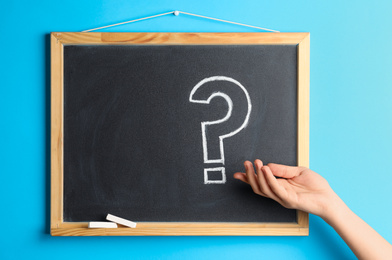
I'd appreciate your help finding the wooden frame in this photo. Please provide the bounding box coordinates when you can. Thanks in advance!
[51,32,310,236]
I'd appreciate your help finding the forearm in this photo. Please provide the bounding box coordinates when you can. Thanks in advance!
[322,195,392,260]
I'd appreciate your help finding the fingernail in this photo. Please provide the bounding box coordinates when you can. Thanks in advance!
[255,160,260,168]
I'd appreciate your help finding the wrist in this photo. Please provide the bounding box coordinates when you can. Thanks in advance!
[319,191,348,224]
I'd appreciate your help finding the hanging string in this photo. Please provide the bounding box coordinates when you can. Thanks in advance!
[82,11,174,32]
[82,10,279,33]
[178,11,279,32]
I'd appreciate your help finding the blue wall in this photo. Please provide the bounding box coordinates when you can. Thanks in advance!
[1,0,392,259]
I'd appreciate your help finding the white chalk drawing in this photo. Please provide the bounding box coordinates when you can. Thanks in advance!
[189,76,252,184]
[204,167,226,184]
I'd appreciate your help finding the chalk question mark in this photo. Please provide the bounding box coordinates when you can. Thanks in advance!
[189,76,252,184]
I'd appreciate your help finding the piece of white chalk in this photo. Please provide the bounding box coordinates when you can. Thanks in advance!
[88,222,118,228]
[106,214,137,228]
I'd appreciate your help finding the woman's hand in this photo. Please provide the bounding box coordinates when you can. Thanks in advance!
[234,159,392,259]
[234,159,339,219]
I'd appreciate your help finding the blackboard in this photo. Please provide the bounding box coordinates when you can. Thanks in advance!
[51,32,309,236]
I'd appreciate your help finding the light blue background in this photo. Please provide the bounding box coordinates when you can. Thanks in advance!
[1,0,392,259]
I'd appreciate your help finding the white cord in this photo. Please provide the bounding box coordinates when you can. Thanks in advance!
[82,11,174,32]
[178,11,279,32]
[82,10,279,32]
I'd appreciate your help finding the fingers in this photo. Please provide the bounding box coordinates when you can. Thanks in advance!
[233,172,249,184]
[253,160,270,196]
[262,166,290,206]
[254,161,284,204]
[237,160,281,201]
[267,163,302,179]
[233,160,296,209]
[244,161,266,196]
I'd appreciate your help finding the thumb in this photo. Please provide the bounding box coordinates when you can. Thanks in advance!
[267,163,303,179]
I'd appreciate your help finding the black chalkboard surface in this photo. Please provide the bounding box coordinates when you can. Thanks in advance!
[51,32,309,236]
